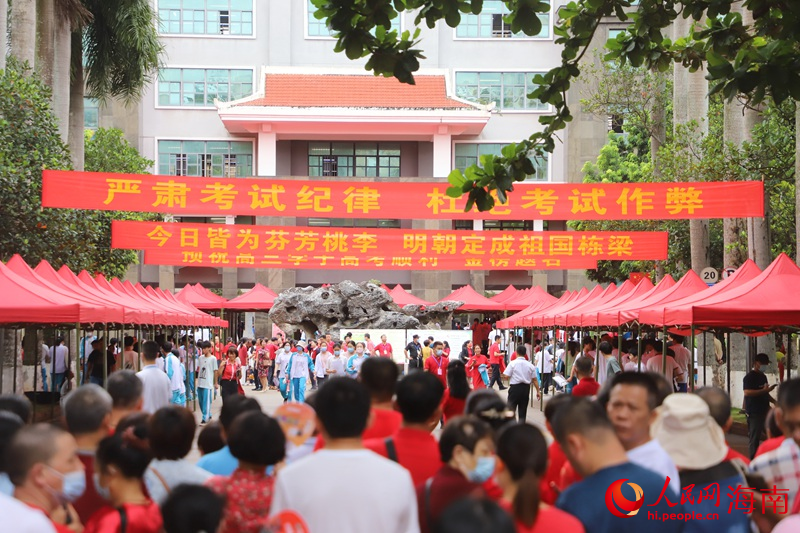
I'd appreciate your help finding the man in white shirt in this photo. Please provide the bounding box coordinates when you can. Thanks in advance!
[40,341,50,392]
[270,378,419,533]
[136,340,171,414]
[669,334,691,392]
[0,492,56,533]
[503,346,540,422]
[645,347,682,387]
[607,372,680,494]
[48,337,69,392]
[275,345,292,402]
[196,341,219,424]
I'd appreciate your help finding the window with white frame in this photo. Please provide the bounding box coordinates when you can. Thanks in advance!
[84,98,100,130]
[158,68,253,106]
[307,218,401,228]
[158,0,253,36]
[307,0,400,37]
[158,140,253,177]
[308,142,401,177]
[455,72,547,110]
[456,0,550,39]
[454,143,548,181]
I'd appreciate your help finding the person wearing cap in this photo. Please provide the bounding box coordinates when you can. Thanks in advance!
[653,394,751,532]
[743,353,777,459]
[285,343,314,403]
[606,372,680,495]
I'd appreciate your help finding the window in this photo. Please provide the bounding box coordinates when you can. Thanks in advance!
[307,0,400,38]
[84,98,99,130]
[158,68,253,106]
[456,0,550,39]
[158,0,253,36]
[158,140,253,177]
[308,142,401,178]
[308,218,401,228]
[455,72,547,111]
[181,216,254,224]
[454,143,549,182]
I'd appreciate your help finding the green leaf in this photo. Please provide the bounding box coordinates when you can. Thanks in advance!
[447,169,467,187]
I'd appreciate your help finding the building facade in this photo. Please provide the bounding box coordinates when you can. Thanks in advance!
[98,0,622,300]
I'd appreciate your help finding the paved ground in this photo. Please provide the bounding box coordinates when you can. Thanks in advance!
[186,379,749,462]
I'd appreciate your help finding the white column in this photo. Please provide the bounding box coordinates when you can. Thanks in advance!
[257,130,277,177]
[533,220,544,231]
[432,131,452,179]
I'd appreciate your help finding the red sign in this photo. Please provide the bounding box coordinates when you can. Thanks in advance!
[112,221,669,270]
[42,170,765,221]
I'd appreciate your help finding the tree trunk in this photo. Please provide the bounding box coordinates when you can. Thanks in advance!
[673,16,710,274]
[53,18,71,143]
[10,0,37,66]
[0,0,8,71]
[68,31,84,170]
[722,101,747,269]
[36,0,55,87]
[796,101,800,266]
[650,71,666,170]
[743,107,770,269]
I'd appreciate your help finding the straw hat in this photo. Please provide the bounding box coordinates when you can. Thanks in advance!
[652,393,727,470]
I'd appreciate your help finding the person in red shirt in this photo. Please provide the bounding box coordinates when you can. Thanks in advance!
[63,383,113,524]
[265,337,278,390]
[496,423,586,533]
[467,345,489,389]
[695,386,751,465]
[416,416,493,533]
[8,424,86,533]
[213,335,224,361]
[540,395,573,505]
[365,371,444,486]
[488,336,507,391]
[375,334,393,359]
[570,356,599,397]
[314,357,402,451]
[223,338,236,355]
[442,361,469,424]
[424,341,449,389]
[206,411,285,533]
[86,420,163,533]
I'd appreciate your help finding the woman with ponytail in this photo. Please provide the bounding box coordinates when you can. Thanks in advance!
[84,416,162,533]
[495,423,584,533]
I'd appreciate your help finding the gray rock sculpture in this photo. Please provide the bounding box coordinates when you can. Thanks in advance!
[402,301,464,330]
[269,281,463,338]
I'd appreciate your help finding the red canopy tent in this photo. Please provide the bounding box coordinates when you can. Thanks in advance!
[74,269,168,324]
[528,285,607,328]
[225,283,278,311]
[650,255,799,329]
[490,285,519,304]
[496,290,574,329]
[637,260,762,327]
[5,255,124,324]
[389,285,431,307]
[591,274,677,327]
[160,287,227,328]
[0,261,81,324]
[438,285,505,312]
[176,284,228,311]
[545,283,618,327]
[571,277,655,328]
[501,287,558,312]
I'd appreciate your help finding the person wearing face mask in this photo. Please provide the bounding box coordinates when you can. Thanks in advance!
[423,341,449,389]
[285,343,315,403]
[326,343,346,378]
[274,343,293,402]
[314,339,330,390]
[346,342,368,378]
[7,424,86,532]
[416,416,494,533]
[84,419,161,533]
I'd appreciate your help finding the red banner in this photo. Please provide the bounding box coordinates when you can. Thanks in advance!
[43,170,764,221]
[112,221,669,270]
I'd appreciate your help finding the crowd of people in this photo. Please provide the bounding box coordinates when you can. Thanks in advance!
[3,325,800,533]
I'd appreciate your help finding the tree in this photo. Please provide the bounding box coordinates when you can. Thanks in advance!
[0,60,148,278]
[10,0,37,65]
[311,0,800,212]
[84,128,159,278]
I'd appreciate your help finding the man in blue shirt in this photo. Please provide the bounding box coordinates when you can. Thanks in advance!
[197,395,261,476]
[553,397,684,533]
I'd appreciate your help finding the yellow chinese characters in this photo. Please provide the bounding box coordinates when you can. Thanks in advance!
[403,234,427,255]
[104,178,142,205]
[146,226,172,247]
[200,182,237,210]
[426,188,461,215]
[152,181,190,209]
[666,187,703,215]
[343,186,380,214]
[569,188,607,216]
[297,186,333,213]
[521,189,558,216]
[249,184,286,212]
[616,187,655,216]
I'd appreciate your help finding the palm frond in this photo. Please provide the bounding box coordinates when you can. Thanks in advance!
[55,0,92,28]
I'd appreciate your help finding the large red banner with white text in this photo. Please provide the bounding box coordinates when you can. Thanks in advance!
[43,170,765,221]
[112,220,669,270]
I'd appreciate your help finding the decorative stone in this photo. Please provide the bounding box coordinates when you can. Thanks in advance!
[269,282,463,338]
